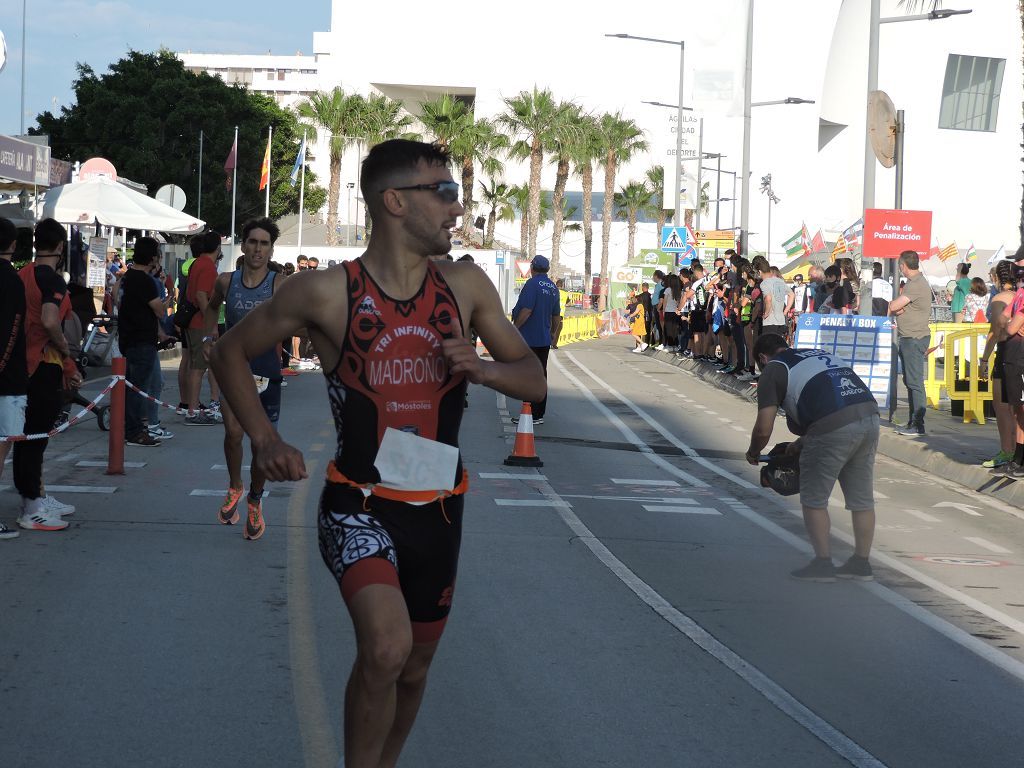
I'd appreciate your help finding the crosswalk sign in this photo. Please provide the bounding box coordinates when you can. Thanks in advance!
[661,226,689,252]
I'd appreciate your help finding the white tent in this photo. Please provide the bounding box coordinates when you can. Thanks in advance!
[41,177,204,234]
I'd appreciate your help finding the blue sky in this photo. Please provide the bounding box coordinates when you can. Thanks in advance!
[0,0,329,136]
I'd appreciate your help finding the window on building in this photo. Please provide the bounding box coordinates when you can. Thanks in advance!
[278,70,286,81]
[939,54,1005,132]
[267,70,276,81]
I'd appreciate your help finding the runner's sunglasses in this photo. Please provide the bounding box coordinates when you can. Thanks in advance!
[380,181,461,203]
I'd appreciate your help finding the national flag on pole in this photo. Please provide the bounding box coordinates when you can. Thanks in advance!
[810,229,825,254]
[842,217,864,250]
[938,241,959,262]
[224,135,238,192]
[831,234,848,261]
[259,135,271,191]
[289,135,307,187]
[987,244,1007,266]
[800,222,811,251]
[782,228,808,259]
[965,243,977,262]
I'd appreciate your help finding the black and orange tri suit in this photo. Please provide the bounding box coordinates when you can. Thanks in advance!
[318,258,469,643]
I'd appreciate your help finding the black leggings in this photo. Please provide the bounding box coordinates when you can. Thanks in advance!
[663,313,680,347]
[13,363,63,501]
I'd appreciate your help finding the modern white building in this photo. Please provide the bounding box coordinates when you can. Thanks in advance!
[178,0,1022,273]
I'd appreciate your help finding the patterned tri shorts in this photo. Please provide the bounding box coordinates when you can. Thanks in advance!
[317,482,464,644]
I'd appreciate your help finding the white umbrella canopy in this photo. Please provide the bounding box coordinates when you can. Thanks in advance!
[41,177,205,234]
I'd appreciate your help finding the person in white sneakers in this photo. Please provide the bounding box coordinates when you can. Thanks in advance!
[15,219,80,531]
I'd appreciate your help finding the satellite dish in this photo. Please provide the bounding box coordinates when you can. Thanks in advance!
[0,30,7,74]
[155,184,187,211]
[867,90,897,169]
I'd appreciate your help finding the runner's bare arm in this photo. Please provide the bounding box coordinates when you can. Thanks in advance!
[203,273,230,336]
[209,272,343,481]
[441,265,545,402]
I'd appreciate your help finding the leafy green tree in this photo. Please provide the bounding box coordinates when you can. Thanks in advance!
[508,182,552,257]
[32,50,324,237]
[615,180,653,262]
[570,113,604,284]
[545,101,583,272]
[499,87,560,258]
[645,165,669,244]
[597,113,648,309]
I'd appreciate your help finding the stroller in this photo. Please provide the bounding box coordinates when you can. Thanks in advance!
[80,313,118,369]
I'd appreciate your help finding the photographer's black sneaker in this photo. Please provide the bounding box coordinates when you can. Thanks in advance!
[835,555,873,581]
[790,557,835,582]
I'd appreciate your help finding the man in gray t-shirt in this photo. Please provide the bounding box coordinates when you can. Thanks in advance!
[888,250,932,436]
[755,259,792,337]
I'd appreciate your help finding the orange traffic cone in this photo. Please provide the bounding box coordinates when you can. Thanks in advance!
[505,403,543,467]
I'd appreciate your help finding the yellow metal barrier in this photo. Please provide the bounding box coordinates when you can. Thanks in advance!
[942,327,994,424]
[924,322,968,408]
[557,314,599,347]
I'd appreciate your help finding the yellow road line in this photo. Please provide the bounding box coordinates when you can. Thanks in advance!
[286,460,338,767]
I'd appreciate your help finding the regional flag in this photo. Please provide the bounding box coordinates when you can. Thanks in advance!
[926,240,940,260]
[842,217,864,250]
[938,241,959,262]
[259,136,271,191]
[987,244,1007,266]
[831,234,848,262]
[289,135,307,188]
[224,135,238,192]
[965,243,978,262]
[782,229,808,259]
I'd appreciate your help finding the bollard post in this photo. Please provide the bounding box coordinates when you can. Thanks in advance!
[106,356,125,475]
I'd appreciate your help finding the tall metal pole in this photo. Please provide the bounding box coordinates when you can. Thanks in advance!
[264,125,272,218]
[695,118,704,231]
[197,130,203,221]
[715,154,722,229]
[766,196,771,262]
[230,125,238,260]
[887,108,905,421]
[739,0,754,255]
[894,109,905,210]
[20,0,27,134]
[297,130,306,257]
[674,42,685,226]
[863,0,881,233]
[346,184,352,246]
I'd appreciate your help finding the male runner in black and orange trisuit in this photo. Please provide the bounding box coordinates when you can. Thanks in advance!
[210,139,544,768]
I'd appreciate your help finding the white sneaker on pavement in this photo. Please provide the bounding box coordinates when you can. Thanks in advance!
[38,494,75,516]
[0,521,18,540]
[17,499,69,531]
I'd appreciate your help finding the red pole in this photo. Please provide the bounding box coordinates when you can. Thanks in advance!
[106,356,125,475]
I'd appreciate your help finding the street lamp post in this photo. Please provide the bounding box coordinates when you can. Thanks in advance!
[607,34,685,225]
[759,174,780,260]
[346,182,355,246]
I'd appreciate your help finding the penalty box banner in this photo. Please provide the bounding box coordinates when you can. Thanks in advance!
[794,314,893,408]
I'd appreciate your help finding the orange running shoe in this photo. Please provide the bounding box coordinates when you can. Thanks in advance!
[219,487,244,525]
[243,497,265,541]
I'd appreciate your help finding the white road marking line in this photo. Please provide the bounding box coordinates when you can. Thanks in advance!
[75,460,146,468]
[190,489,270,498]
[876,491,890,500]
[561,494,697,504]
[642,505,721,515]
[494,498,571,508]
[964,537,1012,555]
[212,464,250,470]
[904,509,941,523]
[612,478,680,486]
[568,349,1024,681]
[501,398,886,768]
[717,417,732,423]
[706,410,718,415]
[730,426,746,432]
[503,426,516,434]
[479,472,547,480]
[41,485,117,494]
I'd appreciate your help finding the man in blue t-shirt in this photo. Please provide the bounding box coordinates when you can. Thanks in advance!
[511,255,562,424]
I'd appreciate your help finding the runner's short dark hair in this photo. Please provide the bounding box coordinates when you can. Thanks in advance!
[872,262,883,278]
[190,230,221,258]
[0,217,16,253]
[361,139,452,218]
[132,236,160,266]
[242,217,280,244]
[34,218,67,253]
[753,333,789,360]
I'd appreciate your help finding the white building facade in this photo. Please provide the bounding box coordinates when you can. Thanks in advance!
[179,0,1022,273]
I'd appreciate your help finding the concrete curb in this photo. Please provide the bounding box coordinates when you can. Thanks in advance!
[637,348,1024,508]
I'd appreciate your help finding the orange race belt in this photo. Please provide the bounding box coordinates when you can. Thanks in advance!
[326,460,469,504]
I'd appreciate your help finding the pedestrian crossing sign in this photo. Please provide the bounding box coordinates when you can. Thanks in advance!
[661,226,689,252]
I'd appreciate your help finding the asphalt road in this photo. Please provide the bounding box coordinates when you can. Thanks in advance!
[2,339,1023,767]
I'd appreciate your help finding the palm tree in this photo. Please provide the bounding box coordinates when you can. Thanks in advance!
[498,87,560,258]
[509,183,552,257]
[419,93,470,150]
[352,93,419,241]
[614,180,653,262]
[570,113,604,288]
[544,101,583,272]
[597,112,648,310]
[645,165,669,244]
[683,181,712,229]
[451,119,507,241]
[296,87,363,246]
[479,178,516,248]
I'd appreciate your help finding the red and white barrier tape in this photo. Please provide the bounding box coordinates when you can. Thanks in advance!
[0,375,122,443]
[122,380,220,417]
